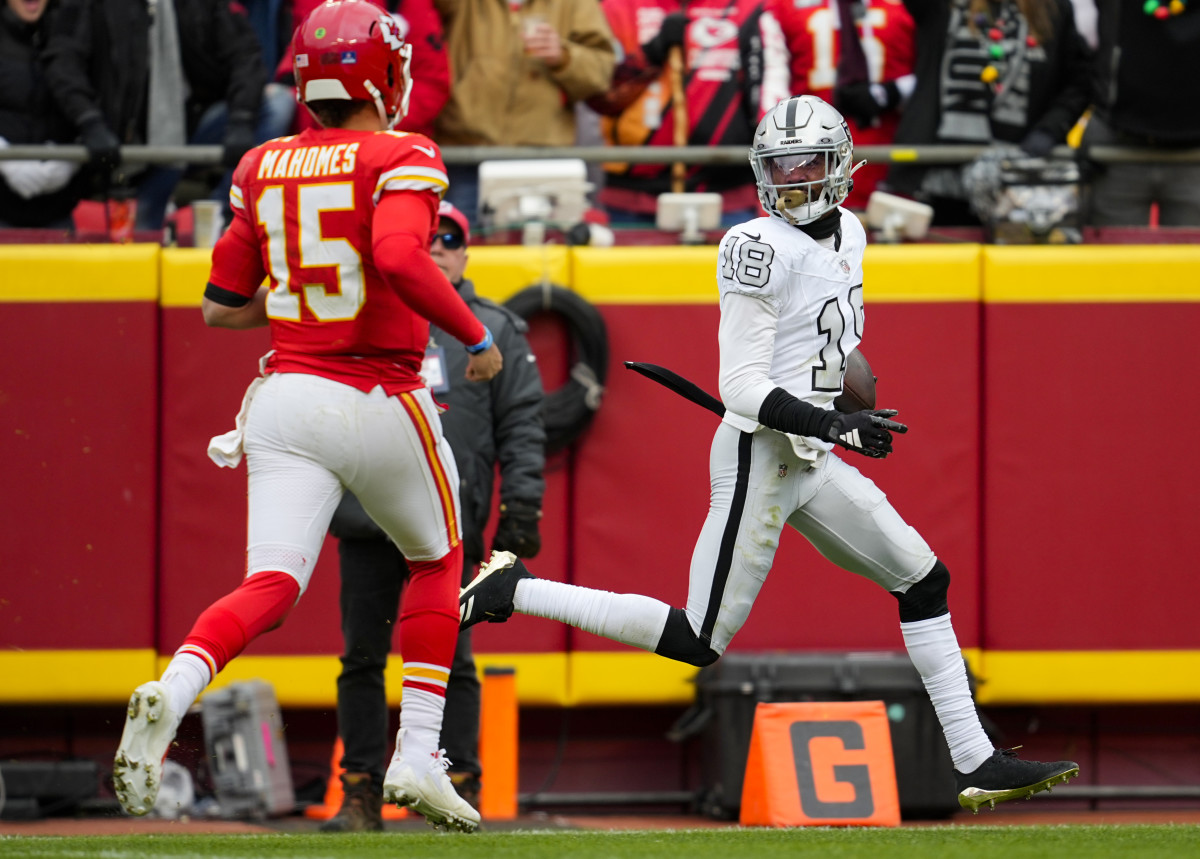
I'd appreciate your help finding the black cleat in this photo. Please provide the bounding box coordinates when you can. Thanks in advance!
[955,747,1079,813]
[459,551,533,630]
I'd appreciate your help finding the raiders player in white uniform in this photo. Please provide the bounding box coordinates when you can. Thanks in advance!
[460,96,1079,812]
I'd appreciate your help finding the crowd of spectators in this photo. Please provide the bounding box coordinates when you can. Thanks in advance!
[1,0,1198,238]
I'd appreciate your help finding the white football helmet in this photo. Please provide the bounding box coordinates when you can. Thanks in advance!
[750,95,864,225]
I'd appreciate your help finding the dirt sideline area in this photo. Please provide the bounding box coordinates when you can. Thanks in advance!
[5,806,1200,836]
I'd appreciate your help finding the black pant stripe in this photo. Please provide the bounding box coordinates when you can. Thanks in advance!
[700,430,754,643]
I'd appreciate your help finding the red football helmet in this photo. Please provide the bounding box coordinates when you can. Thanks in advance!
[293,0,413,128]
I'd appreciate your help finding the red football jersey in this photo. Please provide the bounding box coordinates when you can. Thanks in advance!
[209,126,482,394]
[773,0,915,204]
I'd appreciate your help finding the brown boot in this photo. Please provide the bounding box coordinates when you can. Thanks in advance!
[319,772,383,832]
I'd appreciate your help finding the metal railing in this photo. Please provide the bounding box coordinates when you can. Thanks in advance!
[1,143,1199,166]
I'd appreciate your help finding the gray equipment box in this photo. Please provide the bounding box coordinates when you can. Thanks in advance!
[200,680,295,819]
[688,652,966,820]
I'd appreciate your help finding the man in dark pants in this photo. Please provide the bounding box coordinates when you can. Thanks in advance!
[322,201,546,831]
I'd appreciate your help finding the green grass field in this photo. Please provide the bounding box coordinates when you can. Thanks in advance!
[4,826,1200,859]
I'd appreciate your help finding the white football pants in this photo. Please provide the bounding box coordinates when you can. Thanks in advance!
[241,372,461,593]
[686,423,937,653]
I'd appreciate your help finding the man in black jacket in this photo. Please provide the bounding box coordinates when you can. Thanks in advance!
[322,201,546,832]
[40,0,285,231]
[1082,0,1200,226]
[0,0,88,229]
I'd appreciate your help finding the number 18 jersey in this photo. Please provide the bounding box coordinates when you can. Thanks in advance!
[716,210,866,453]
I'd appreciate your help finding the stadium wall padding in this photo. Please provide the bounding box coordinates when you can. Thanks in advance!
[2,242,1198,707]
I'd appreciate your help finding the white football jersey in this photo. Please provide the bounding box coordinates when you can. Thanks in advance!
[716,208,866,457]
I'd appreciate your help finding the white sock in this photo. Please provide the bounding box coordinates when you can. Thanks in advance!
[514,579,671,651]
[900,613,994,773]
[160,652,211,720]
[399,686,445,764]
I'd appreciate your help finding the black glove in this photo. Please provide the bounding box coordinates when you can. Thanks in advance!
[1019,128,1057,158]
[640,12,687,67]
[826,408,908,459]
[492,501,542,558]
[79,116,121,173]
[834,80,900,127]
[221,116,257,169]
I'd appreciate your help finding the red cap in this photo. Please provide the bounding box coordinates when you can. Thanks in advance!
[438,200,471,245]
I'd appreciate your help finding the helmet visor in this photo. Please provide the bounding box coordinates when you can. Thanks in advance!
[765,152,827,187]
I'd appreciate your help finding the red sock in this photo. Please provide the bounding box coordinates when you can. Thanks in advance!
[398,546,462,686]
[178,570,300,675]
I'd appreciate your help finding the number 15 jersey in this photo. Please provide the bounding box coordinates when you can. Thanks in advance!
[208,126,482,395]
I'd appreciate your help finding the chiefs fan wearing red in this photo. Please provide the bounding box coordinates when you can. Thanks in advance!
[112,0,499,832]
[773,0,916,207]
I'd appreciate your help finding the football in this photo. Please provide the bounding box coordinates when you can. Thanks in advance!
[834,349,876,413]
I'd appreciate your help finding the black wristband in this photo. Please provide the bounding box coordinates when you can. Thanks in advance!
[758,387,837,439]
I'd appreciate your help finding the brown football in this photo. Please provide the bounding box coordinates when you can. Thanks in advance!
[834,349,876,413]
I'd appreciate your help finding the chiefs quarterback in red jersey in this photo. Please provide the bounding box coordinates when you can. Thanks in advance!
[773,0,915,206]
[112,0,496,832]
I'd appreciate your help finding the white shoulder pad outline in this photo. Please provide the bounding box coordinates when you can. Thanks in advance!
[372,134,448,204]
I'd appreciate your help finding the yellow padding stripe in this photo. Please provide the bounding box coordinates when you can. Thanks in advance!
[13,244,1200,306]
[975,650,1200,705]
[464,245,571,304]
[173,652,571,707]
[1,245,160,302]
[984,245,1200,302]
[572,246,718,304]
[160,247,217,307]
[864,244,982,302]
[566,651,700,705]
[4,648,1198,706]
[570,245,983,304]
[0,649,158,703]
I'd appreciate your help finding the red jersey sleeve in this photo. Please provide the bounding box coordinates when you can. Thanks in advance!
[208,155,268,296]
[371,190,486,349]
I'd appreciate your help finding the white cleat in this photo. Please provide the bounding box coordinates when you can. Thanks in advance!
[383,731,479,832]
[112,681,182,816]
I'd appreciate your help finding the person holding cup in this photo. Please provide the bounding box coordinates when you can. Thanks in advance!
[432,0,616,217]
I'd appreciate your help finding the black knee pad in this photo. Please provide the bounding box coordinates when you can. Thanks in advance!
[892,560,950,623]
[654,607,720,667]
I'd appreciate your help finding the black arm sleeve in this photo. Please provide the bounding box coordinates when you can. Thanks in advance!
[757,387,838,439]
[203,283,252,307]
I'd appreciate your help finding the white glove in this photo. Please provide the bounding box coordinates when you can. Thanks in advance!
[0,139,81,200]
